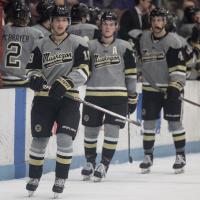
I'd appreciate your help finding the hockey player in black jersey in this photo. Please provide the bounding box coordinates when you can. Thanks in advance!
[81,11,137,182]
[138,8,187,174]
[25,5,90,198]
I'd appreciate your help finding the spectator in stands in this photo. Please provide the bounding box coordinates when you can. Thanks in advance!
[111,0,135,20]
[118,0,152,41]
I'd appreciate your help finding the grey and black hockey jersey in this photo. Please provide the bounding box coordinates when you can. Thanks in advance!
[139,31,187,92]
[85,38,137,102]
[26,34,90,98]
[32,24,51,37]
[68,23,100,41]
[1,24,44,87]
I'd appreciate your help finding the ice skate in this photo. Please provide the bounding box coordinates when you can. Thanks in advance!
[53,192,59,199]
[139,154,153,174]
[26,178,40,197]
[81,162,95,181]
[93,163,107,182]
[52,178,66,198]
[173,154,186,174]
[28,190,34,197]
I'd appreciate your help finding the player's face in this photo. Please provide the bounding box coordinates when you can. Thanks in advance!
[101,20,117,38]
[151,16,166,34]
[52,16,69,36]
[194,12,200,23]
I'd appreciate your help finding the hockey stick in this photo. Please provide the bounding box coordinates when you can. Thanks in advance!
[65,94,141,126]
[0,69,141,126]
[143,69,200,108]
[127,112,133,163]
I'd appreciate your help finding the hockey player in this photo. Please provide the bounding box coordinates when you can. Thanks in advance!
[81,11,137,182]
[138,8,187,174]
[187,20,200,79]
[88,6,102,28]
[0,0,43,88]
[68,3,100,41]
[164,11,195,79]
[25,5,90,197]
[32,0,55,36]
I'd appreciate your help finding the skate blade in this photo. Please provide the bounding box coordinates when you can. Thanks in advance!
[174,167,184,174]
[141,168,151,174]
[28,191,34,197]
[82,175,91,181]
[93,176,102,182]
[53,192,59,199]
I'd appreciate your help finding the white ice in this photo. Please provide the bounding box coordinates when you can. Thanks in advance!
[0,153,200,200]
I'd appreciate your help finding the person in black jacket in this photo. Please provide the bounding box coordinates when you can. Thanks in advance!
[118,0,152,41]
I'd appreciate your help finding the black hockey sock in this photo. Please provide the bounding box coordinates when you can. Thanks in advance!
[84,140,97,165]
[143,132,155,153]
[55,154,71,179]
[172,132,186,155]
[101,139,118,167]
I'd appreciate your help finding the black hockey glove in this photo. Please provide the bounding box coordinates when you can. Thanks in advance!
[128,93,137,114]
[29,74,47,91]
[49,76,74,99]
[167,82,183,100]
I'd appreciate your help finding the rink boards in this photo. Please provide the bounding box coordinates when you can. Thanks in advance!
[0,82,200,180]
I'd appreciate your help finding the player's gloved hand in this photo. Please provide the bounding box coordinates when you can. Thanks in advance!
[128,93,137,114]
[49,76,74,99]
[167,81,183,100]
[29,74,47,91]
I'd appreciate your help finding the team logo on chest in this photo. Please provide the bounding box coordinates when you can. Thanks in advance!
[43,52,73,68]
[93,46,121,68]
[142,49,165,63]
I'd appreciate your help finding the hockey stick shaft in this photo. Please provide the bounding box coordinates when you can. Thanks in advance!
[65,94,141,126]
[179,96,200,107]
[127,112,133,163]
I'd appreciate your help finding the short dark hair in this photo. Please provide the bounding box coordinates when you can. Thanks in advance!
[135,0,140,5]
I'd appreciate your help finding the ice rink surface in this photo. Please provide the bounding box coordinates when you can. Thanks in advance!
[0,153,200,200]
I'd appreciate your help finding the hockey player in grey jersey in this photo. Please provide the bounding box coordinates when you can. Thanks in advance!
[81,11,137,182]
[68,3,100,41]
[138,8,187,174]
[25,5,90,198]
[32,0,54,37]
[165,12,196,79]
[0,1,43,88]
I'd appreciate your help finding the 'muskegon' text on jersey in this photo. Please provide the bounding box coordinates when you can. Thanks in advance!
[26,34,90,97]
